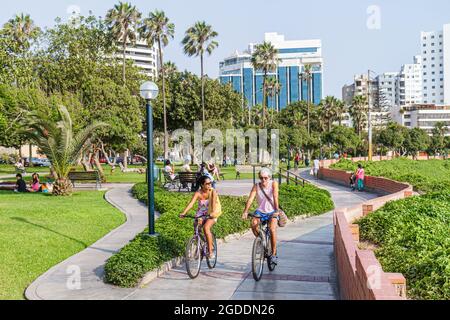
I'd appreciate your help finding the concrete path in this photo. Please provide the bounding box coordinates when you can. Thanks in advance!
[25,184,151,300]
[123,171,378,300]
[26,174,379,300]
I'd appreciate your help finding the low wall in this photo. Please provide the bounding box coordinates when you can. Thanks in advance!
[319,164,413,300]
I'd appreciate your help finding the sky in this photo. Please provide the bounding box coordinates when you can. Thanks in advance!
[1,0,449,97]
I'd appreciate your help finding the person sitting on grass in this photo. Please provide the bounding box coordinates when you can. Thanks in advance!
[15,173,28,193]
[30,173,41,192]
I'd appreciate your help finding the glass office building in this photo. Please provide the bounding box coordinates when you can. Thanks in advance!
[219,33,324,110]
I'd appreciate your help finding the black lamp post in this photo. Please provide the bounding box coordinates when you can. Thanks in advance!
[140,81,159,237]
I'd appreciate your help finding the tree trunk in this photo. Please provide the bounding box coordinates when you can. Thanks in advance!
[93,151,105,182]
[52,177,73,196]
[29,144,32,167]
[201,53,205,123]
[159,40,169,161]
[122,39,127,85]
[123,150,129,170]
[307,79,311,135]
[262,71,267,128]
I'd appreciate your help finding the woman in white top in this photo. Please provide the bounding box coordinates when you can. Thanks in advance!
[164,160,176,180]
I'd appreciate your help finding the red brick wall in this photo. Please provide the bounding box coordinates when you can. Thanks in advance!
[322,167,411,300]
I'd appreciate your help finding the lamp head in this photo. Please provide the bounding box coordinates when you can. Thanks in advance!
[140,81,159,100]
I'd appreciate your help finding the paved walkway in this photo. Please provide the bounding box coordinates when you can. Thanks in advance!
[26,174,378,300]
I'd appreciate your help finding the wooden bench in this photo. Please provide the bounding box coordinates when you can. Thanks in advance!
[68,171,102,189]
[235,165,262,180]
[163,171,180,190]
[178,172,198,192]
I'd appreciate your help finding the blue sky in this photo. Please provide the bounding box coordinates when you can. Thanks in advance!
[1,0,449,97]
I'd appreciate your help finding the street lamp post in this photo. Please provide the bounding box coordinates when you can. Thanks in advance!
[367,70,377,162]
[140,81,159,236]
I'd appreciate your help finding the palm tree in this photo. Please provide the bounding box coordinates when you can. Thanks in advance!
[22,105,106,196]
[106,2,141,85]
[300,64,313,135]
[2,13,40,50]
[320,96,339,132]
[251,42,280,127]
[139,10,175,161]
[349,95,368,138]
[265,77,281,112]
[182,21,219,122]
[335,99,347,126]
[163,61,178,78]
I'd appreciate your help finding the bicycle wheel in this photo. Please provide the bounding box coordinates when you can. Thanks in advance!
[266,234,276,271]
[252,235,265,281]
[185,236,201,279]
[206,233,218,269]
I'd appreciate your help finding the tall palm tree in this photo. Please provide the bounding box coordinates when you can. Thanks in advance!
[139,10,175,161]
[251,42,280,127]
[300,64,313,135]
[182,21,219,122]
[335,99,347,126]
[106,2,141,85]
[22,105,106,196]
[265,77,281,112]
[349,95,368,138]
[2,13,40,50]
[163,61,178,78]
[320,96,339,132]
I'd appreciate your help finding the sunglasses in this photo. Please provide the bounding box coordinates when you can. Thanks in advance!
[204,182,212,185]
[260,176,269,180]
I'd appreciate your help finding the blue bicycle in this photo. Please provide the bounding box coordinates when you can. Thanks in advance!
[184,215,217,279]
[249,213,277,281]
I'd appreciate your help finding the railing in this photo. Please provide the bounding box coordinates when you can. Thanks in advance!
[251,165,308,187]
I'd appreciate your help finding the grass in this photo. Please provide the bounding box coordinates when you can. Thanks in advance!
[330,158,450,193]
[0,190,125,300]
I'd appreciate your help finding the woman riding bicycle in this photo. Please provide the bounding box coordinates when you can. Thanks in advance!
[242,168,280,265]
[180,175,220,259]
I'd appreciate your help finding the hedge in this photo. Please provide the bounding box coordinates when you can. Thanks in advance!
[104,183,334,287]
[356,192,450,300]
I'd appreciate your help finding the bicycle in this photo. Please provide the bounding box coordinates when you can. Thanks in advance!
[248,213,277,281]
[183,215,217,279]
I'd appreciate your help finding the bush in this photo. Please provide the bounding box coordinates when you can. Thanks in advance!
[356,194,450,300]
[104,183,334,287]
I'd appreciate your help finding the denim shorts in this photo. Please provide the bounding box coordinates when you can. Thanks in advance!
[253,210,279,222]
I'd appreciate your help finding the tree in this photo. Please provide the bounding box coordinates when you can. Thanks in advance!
[22,105,106,196]
[319,96,339,132]
[2,13,40,51]
[265,77,281,113]
[349,95,368,137]
[251,42,280,127]
[182,21,218,123]
[139,10,175,161]
[300,64,313,134]
[324,125,361,156]
[430,122,448,156]
[105,2,141,85]
[335,99,346,126]
[404,127,430,159]
[378,122,409,157]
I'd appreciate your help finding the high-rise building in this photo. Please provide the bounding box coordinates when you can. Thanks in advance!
[118,38,159,79]
[219,32,323,110]
[376,72,399,108]
[396,55,423,106]
[420,23,450,105]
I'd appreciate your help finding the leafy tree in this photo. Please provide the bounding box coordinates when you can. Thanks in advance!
[429,122,448,156]
[404,128,430,159]
[182,21,218,123]
[324,125,361,155]
[251,42,280,127]
[319,96,339,133]
[378,122,409,156]
[105,1,141,85]
[22,105,106,196]
[139,10,175,160]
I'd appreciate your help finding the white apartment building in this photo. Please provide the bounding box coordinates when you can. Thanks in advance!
[420,24,450,105]
[376,72,398,108]
[120,39,159,79]
[392,104,450,136]
[396,55,423,106]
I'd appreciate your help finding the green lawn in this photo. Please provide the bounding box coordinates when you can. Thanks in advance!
[0,191,125,300]
[331,158,450,193]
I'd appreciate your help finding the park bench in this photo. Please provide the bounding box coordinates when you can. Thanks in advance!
[68,171,102,190]
[235,165,262,180]
[178,172,198,192]
[163,171,180,190]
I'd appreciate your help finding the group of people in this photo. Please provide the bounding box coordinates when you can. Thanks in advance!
[350,164,365,192]
[179,167,281,265]
[164,160,222,190]
[14,173,51,193]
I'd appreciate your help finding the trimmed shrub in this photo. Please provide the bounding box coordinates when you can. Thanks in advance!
[104,183,334,287]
